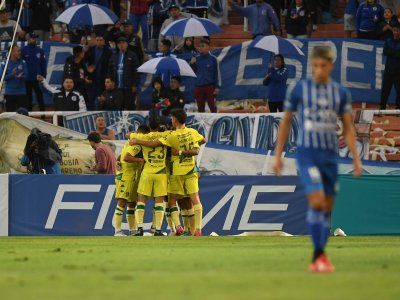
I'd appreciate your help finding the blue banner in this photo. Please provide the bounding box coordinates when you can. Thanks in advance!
[8,174,307,236]
[2,38,393,106]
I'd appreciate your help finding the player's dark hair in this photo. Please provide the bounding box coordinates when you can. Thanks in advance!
[148,117,160,131]
[87,132,101,143]
[311,46,334,62]
[137,124,150,134]
[170,108,187,125]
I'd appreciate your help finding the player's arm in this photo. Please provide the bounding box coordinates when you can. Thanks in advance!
[130,138,162,148]
[171,148,200,157]
[273,111,293,175]
[342,113,362,177]
[123,152,144,163]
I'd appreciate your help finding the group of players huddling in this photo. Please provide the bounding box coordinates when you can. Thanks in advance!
[112,46,362,273]
[113,108,205,237]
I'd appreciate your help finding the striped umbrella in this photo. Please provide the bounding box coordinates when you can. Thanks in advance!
[250,35,305,56]
[55,4,118,27]
[137,57,196,77]
[161,17,223,37]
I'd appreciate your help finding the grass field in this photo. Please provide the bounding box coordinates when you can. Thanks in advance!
[0,236,399,300]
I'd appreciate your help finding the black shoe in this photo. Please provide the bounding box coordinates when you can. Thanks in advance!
[154,230,164,236]
[134,227,144,236]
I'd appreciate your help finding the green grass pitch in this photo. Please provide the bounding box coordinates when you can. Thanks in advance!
[0,236,399,300]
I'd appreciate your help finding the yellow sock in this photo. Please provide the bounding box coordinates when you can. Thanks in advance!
[170,206,181,227]
[154,203,165,230]
[181,209,189,231]
[193,203,203,231]
[126,207,137,231]
[114,205,124,231]
[165,207,175,232]
[187,207,195,234]
[135,202,145,228]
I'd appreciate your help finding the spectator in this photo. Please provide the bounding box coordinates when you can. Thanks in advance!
[129,0,149,50]
[184,0,210,18]
[87,132,117,175]
[21,33,46,112]
[165,75,185,115]
[0,8,24,42]
[95,115,116,140]
[190,39,220,113]
[380,1,400,15]
[228,0,281,39]
[156,38,174,57]
[64,45,90,105]
[2,44,28,112]
[107,36,140,110]
[152,77,169,110]
[98,77,124,110]
[106,19,123,44]
[85,33,112,108]
[21,128,62,174]
[262,54,288,112]
[122,20,145,64]
[344,0,360,38]
[159,4,187,51]
[30,0,52,41]
[380,25,400,109]
[147,0,167,52]
[37,75,87,111]
[305,0,318,35]
[12,0,32,33]
[377,8,399,41]
[286,0,309,39]
[174,37,198,62]
[356,0,384,40]
[265,0,284,22]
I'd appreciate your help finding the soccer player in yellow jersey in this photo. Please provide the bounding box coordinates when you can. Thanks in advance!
[132,109,205,236]
[113,125,149,236]
[130,119,170,236]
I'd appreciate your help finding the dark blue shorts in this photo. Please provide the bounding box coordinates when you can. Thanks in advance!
[296,148,339,196]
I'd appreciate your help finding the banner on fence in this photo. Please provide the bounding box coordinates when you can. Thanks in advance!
[1,38,394,106]
[8,174,308,236]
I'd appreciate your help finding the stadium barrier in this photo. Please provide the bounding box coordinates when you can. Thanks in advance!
[1,174,400,236]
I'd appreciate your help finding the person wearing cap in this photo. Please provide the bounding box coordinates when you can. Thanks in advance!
[21,33,46,111]
[0,8,24,42]
[122,20,145,64]
[2,44,28,112]
[63,45,90,107]
[129,0,149,49]
[107,36,141,110]
[31,0,52,41]
[159,4,187,51]
[190,39,220,113]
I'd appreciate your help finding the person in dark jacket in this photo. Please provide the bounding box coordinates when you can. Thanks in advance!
[38,75,87,111]
[98,77,124,110]
[108,36,141,110]
[263,54,288,112]
[63,46,89,104]
[190,38,220,113]
[147,0,168,52]
[174,37,198,62]
[21,33,46,111]
[165,75,185,115]
[356,0,384,39]
[152,77,169,107]
[30,0,52,41]
[122,20,145,65]
[380,25,400,109]
[286,0,309,39]
[377,8,399,41]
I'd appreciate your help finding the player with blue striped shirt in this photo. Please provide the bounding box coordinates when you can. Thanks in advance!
[274,46,362,273]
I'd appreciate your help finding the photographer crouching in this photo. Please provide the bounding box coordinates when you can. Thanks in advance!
[21,128,62,174]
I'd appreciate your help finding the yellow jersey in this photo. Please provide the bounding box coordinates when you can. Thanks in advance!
[159,127,204,175]
[139,131,170,174]
[119,141,142,178]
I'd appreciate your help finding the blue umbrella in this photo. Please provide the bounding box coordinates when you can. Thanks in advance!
[55,4,118,27]
[161,17,223,37]
[137,57,196,77]
[249,35,305,56]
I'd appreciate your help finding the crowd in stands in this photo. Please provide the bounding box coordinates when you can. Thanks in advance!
[0,0,400,114]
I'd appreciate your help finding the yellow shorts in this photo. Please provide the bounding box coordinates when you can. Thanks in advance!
[168,173,199,196]
[115,175,139,202]
[137,172,168,198]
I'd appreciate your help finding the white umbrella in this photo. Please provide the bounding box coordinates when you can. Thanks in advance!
[138,57,196,78]
[161,17,223,37]
[250,35,305,56]
[55,4,118,27]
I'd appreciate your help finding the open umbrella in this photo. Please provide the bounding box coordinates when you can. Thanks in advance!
[55,4,118,27]
[161,17,223,37]
[138,57,196,78]
[249,35,305,56]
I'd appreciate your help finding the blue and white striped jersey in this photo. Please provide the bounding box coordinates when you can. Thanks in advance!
[284,78,352,152]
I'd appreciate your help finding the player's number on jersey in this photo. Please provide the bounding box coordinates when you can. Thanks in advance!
[180,141,194,151]
[148,146,165,160]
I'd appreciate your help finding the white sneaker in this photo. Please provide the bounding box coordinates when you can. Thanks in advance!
[114,230,126,236]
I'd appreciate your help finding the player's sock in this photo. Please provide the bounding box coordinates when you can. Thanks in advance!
[154,203,165,230]
[135,201,146,228]
[306,207,325,261]
[165,207,176,232]
[321,212,332,249]
[193,203,203,231]
[181,209,189,231]
[170,206,181,227]
[151,207,156,233]
[188,208,195,234]
[126,207,136,231]
[114,205,124,232]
